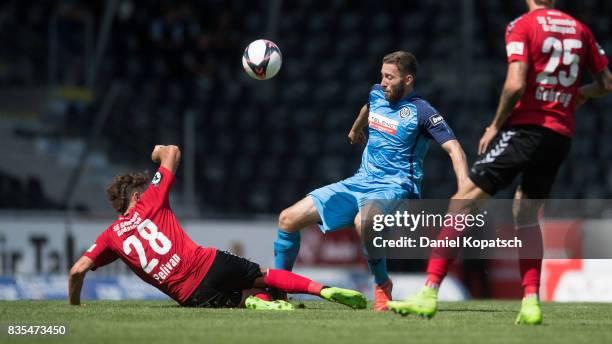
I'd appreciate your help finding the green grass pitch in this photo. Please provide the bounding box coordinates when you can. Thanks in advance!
[2,300,612,344]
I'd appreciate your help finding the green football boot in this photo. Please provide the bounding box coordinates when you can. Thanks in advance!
[515,297,543,325]
[320,287,367,309]
[387,286,438,318]
[245,296,295,310]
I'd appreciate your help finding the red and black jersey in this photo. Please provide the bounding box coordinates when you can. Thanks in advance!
[84,167,216,304]
[505,8,608,137]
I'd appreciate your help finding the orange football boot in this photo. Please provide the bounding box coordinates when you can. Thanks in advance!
[373,279,393,311]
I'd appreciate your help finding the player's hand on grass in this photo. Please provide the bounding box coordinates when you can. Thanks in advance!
[478,126,498,155]
[348,129,366,146]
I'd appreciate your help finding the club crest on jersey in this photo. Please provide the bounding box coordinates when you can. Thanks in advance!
[399,107,411,118]
[429,114,445,127]
[151,171,162,186]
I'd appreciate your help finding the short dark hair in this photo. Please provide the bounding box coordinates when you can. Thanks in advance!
[106,171,150,214]
[382,51,418,77]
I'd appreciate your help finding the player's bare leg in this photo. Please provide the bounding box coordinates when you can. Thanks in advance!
[279,196,322,233]
[355,207,393,311]
[388,178,490,318]
[252,268,366,309]
[513,187,544,325]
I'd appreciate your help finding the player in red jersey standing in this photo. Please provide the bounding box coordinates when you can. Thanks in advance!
[388,0,611,324]
[68,145,366,310]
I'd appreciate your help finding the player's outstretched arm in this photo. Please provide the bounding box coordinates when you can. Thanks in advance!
[479,61,528,154]
[348,104,368,146]
[441,139,469,193]
[576,67,612,108]
[68,256,94,305]
[151,145,181,174]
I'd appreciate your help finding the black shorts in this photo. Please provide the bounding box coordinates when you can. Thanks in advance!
[183,250,262,308]
[469,125,571,199]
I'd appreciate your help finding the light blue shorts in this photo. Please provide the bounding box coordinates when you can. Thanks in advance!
[308,174,416,233]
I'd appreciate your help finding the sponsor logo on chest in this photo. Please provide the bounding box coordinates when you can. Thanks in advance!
[369,112,399,135]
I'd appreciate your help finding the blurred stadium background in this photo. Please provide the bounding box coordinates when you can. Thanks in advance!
[1,0,611,303]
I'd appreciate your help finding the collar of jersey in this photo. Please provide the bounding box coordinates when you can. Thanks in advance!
[119,207,136,220]
[393,90,417,105]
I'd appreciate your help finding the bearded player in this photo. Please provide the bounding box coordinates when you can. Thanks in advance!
[388,0,611,324]
[68,145,366,310]
[273,51,470,311]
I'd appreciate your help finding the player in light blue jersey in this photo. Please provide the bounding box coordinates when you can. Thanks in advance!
[273,51,469,311]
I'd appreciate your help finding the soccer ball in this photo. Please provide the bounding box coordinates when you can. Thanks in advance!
[242,39,282,80]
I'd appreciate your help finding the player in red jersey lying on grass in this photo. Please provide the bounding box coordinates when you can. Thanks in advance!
[68,145,366,310]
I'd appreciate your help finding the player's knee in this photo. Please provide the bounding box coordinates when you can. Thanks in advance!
[454,177,490,200]
[449,196,476,214]
[451,188,471,201]
[278,209,298,232]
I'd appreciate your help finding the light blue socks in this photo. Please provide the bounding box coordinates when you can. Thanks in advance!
[363,247,389,285]
[274,229,301,271]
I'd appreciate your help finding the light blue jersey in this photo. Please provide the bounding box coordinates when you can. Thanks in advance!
[309,84,455,232]
[358,84,455,196]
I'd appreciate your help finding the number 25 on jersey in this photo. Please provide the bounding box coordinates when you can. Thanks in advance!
[537,37,582,87]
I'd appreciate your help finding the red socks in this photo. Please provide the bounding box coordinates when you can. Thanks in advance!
[424,217,466,289]
[520,258,542,298]
[425,271,443,290]
[254,292,271,301]
[518,223,543,298]
[264,269,323,296]
[424,218,542,298]
[425,260,449,289]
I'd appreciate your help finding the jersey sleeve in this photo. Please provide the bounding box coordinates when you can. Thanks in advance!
[582,24,609,74]
[139,166,176,210]
[505,17,530,64]
[416,102,456,145]
[83,230,118,270]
